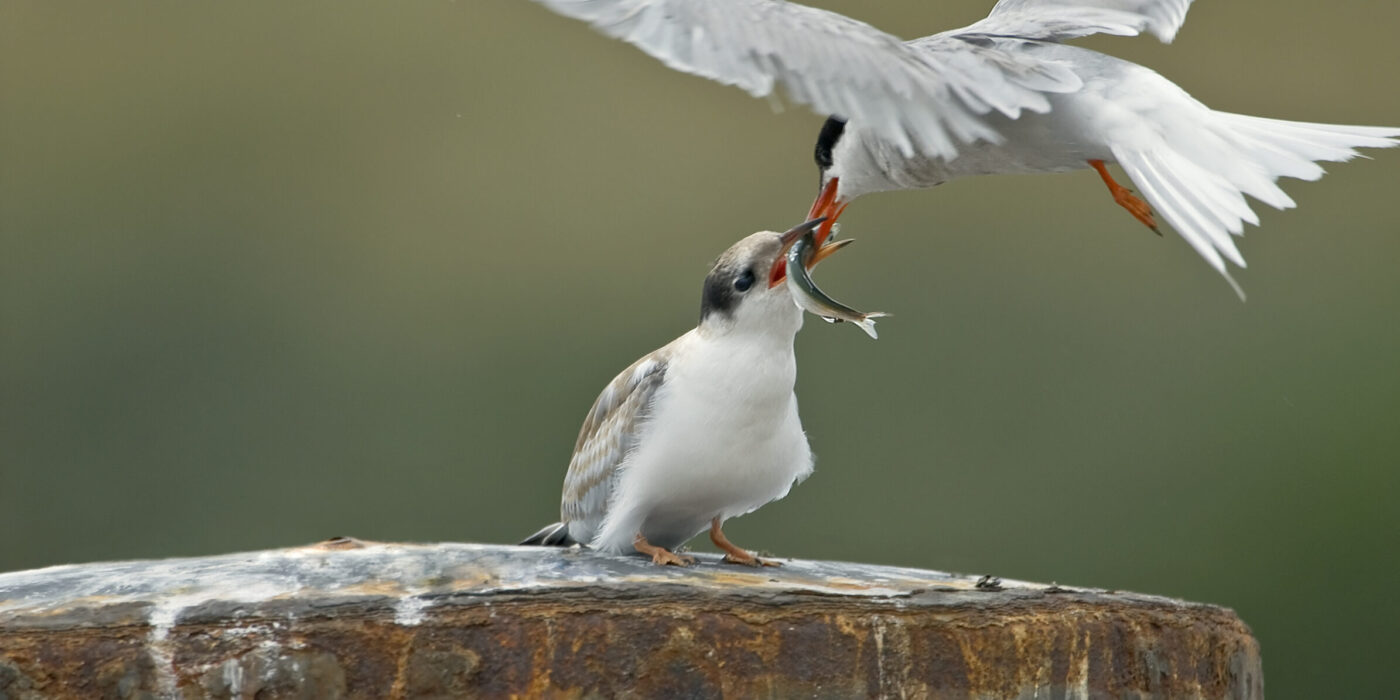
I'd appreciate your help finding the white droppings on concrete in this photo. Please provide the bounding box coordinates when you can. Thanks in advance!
[136,579,301,696]
[873,615,887,696]
[146,597,184,697]
[394,594,430,626]
[221,655,246,697]
[4,541,1133,631]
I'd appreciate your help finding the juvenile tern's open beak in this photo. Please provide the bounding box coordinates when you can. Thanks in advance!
[768,216,852,288]
[806,178,849,249]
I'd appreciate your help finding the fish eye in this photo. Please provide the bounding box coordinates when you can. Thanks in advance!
[733,269,755,292]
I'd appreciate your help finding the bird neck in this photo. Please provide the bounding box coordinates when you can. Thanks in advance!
[696,303,803,347]
[674,325,799,409]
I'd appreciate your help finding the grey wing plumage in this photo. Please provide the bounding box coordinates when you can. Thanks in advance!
[529,0,1082,159]
[967,0,1195,42]
[559,348,671,532]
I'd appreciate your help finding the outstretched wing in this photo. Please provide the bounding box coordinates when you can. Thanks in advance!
[960,0,1195,43]
[560,345,671,528]
[529,0,1082,159]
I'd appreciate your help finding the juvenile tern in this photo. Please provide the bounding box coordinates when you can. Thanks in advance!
[522,218,848,566]
[529,0,1399,294]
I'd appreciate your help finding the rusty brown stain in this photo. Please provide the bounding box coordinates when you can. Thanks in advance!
[0,592,1262,699]
[0,541,1264,699]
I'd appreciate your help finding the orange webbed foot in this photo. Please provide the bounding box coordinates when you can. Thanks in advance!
[721,551,781,568]
[1089,159,1160,235]
[634,533,695,567]
[710,517,781,567]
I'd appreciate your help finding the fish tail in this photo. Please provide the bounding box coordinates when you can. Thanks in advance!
[854,312,889,340]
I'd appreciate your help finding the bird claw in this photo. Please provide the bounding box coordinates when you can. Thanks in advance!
[1111,187,1160,233]
[635,533,695,566]
[1089,159,1160,234]
[722,551,781,567]
[708,518,780,567]
[652,550,696,566]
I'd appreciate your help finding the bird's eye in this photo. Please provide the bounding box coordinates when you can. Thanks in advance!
[733,269,755,292]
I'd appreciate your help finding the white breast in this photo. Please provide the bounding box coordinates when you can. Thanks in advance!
[588,330,813,553]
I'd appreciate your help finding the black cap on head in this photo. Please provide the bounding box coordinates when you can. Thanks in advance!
[814,116,848,170]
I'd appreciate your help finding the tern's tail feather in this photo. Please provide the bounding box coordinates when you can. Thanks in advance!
[1112,113,1399,298]
[519,521,576,547]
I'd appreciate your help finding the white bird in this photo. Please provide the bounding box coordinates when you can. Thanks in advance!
[522,219,845,566]
[530,0,1399,296]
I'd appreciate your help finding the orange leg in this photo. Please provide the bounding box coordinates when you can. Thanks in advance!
[634,533,694,567]
[710,517,780,567]
[1089,160,1160,235]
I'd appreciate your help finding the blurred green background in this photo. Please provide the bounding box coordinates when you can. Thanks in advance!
[3,1,1396,695]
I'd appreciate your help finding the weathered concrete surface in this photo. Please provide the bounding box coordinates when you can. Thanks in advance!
[0,538,1262,699]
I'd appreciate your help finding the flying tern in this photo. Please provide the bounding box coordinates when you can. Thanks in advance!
[529,0,1399,295]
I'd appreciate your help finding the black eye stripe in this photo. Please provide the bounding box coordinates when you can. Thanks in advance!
[700,262,758,321]
[733,269,755,292]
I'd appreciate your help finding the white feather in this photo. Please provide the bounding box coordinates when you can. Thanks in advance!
[590,323,812,552]
[530,0,1086,159]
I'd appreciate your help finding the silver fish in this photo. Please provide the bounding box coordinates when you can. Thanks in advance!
[784,229,888,339]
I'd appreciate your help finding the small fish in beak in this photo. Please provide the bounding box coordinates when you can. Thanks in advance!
[784,228,888,339]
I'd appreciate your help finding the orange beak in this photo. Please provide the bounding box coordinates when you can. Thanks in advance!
[768,177,850,287]
[768,215,853,288]
[805,177,849,250]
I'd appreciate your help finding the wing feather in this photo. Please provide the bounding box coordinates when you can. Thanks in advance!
[560,346,671,527]
[530,0,1082,159]
[969,0,1195,43]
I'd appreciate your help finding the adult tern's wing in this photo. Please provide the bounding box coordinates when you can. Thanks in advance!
[560,346,670,529]
[966,0,1195,43]
[529,0,1081,158]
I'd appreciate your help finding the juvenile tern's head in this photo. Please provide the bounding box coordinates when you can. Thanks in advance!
[699,218,834,336]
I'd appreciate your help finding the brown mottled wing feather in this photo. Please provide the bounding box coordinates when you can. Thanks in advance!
[560,344,672,527]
